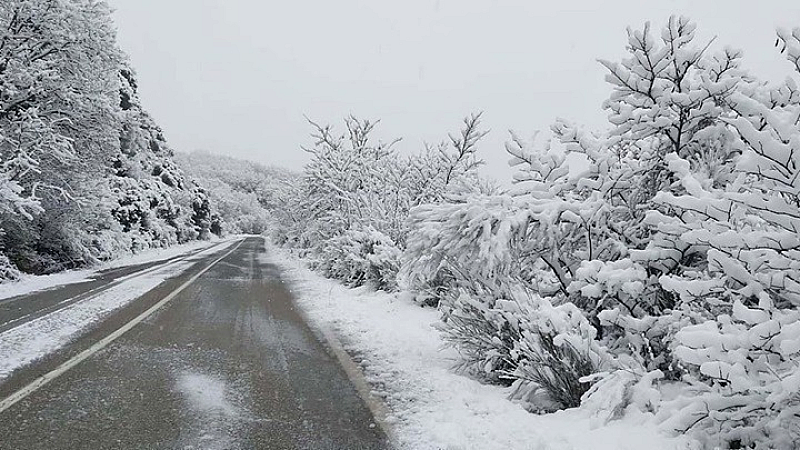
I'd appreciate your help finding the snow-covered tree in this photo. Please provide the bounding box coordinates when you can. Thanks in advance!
[645,26,800,449]
[174,150,299,236]
[174,152,274,235]
[0,0,222,278]
[108,65,219,247]
[282,114,489,290]
[0,0,124,273]
[289,116,405,288]
[401,19,800,444]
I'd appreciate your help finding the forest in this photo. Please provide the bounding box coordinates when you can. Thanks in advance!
[2,1,799,449]
[0,0,222,281]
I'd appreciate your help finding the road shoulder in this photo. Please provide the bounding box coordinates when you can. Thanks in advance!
[264,242,695,450]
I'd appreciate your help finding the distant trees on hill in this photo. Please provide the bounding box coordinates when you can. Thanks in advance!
[174,150,299,235]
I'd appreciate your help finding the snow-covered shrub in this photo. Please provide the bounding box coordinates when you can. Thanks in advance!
[311,227,402,291]
[190,188,218,240]
[402,187,576,309]
[437,290,521,384]
[0,252,20,282]
[403,20,800,443]
[438,287,611,410]
[659,301,800,449]
[108,177,195,248]
[564,18,800,448]
[638,25,800,449]
[280,114,488,290]
[504,297,611,409]
[402,141,635,407]
[402,188,615,404]
[580,368,666,426]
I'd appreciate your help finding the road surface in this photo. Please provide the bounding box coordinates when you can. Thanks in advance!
[0,237,389,449]
[0,245,213,334]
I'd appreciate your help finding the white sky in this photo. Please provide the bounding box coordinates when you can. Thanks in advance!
[107,0,800,182]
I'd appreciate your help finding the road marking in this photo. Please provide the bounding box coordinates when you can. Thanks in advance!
[0,241,228,333]
[311,319,397,445]
[0,242,221,308]
[0,239,245,415]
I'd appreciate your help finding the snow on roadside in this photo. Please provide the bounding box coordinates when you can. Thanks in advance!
[0,241,236,381]
[264,244,698,450]
[0,237,235,301]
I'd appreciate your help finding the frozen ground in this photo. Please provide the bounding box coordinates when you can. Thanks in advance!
[264,243,699,450]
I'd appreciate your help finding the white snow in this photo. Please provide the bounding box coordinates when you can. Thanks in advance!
[176,371,242,450]
[0,237,232,301]
[264,243,698,450]
[176,371,239,417]
[0,241,237,381]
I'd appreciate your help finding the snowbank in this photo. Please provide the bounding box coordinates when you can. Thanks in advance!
[0,237,233,301]
[264,243,698,450]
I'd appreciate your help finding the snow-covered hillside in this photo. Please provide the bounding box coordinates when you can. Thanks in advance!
[3,3,799,448]
[0,1,222,282]
[174,150,299,235]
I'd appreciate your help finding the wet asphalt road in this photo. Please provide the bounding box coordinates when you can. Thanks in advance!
[0,237,389,449]
[0,245,211,334]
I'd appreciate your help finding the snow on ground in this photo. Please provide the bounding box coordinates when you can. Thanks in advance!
[0,237,234,301]
[264,243,699,450]
[175,370,247,450]
[177,371,240,417]
[0,241,237,381]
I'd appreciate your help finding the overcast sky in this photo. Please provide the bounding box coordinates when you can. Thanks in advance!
[107,0,800,182]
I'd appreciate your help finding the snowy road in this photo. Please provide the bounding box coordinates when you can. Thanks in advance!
[0,237,388,449]
[0,244,214,334]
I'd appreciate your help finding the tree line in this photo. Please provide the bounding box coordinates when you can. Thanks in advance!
[276,17,800,450]
[0,0,222,281]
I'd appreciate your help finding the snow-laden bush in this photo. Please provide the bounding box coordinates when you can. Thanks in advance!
[280,114,489,290]
[109,177,192,247]
[436,290,521,384]
[402,17,800,449]
[504,297,612,409]
[0,252,20,282]
[402,194,547,306]
[437,285,612,410]
[632,26,800,449]
[588,19,800,449]
[660,301,800,449]
[311,227,402,291]
[402,190,614,405]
